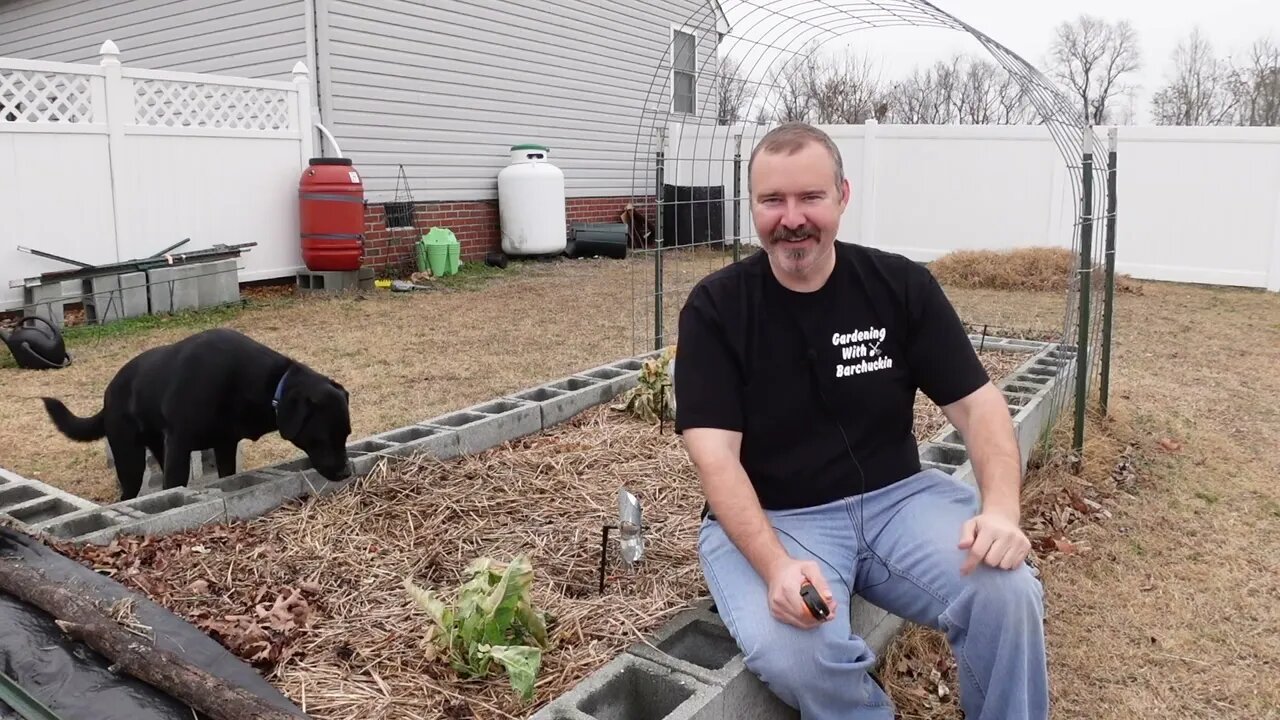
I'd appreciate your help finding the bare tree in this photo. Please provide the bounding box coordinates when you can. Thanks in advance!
[767,51,813,122]
[715,54,751,125]
[762,44,888,124]
[993,69,1040,124]
[803,47,888,124]
[883,56,961,123]
[1230,36,1280,126]
[1047,14,1143,124]
[882,53,1037,125]
[1150,27,1240,125]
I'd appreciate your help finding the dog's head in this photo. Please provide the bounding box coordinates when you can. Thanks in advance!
[277,372,353,482]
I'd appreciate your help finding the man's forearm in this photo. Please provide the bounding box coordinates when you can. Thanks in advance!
[949,384,1024,521]
[701,462,789,579]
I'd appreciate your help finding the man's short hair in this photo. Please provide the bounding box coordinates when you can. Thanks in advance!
[748,121,846,192]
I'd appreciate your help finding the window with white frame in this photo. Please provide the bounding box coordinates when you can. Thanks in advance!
[672,28,696,114]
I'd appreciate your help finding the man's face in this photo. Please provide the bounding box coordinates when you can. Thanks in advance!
[750,140,851,281]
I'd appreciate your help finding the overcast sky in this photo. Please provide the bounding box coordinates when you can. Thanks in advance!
[718,0,1280,124]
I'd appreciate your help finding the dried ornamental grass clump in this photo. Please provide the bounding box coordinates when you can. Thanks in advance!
[928,247,1143,294]
[403,554,552,703]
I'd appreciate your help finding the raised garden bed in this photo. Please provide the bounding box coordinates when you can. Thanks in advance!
[28,342,1052,720]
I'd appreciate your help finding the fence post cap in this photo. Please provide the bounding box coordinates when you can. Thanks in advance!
[291,61,309,78]
[98,39,120,65]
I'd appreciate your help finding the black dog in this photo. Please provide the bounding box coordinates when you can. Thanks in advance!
[42,328,353,501]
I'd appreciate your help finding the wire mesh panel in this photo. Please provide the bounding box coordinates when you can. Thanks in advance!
[626,0,1117,454]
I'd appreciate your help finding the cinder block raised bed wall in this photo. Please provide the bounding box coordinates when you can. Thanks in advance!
[0,335,1074,720]
[361,195,651,268]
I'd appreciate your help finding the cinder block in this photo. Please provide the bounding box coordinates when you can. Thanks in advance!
[3,495,80,526]
[257,455,360,500]
[919,442,967,467]
[571,364,641,403]
[0,483,49,511]
[295,267,373,293]
[369,424,461,461]
[423,398,540,455]
[110,487,212,516]
[345,438,396,476]
[0,471,98,515]
[84,272,151,323]
[119,271,149,316]
[21,281,69,328]
[30,507,133,539]
[627,608,746,687]
[195,258,241,308]
[506,374,619,429]
[202,469,307,522]
[108,497,227,538]
[146,264,202,314]
[535,652,721,720]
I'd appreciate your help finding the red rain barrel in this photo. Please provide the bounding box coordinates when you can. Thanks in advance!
[299,157,365,271]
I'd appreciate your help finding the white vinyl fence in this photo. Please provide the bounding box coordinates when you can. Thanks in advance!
[669,121,1280,292]
[0,40,314,311]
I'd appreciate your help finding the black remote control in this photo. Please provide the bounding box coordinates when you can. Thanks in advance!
[800,581,830,621]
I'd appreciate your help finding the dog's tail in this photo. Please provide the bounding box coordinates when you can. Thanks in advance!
[41,397,106,442]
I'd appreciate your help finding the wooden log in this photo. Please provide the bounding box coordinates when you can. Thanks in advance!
[0,558,302,720]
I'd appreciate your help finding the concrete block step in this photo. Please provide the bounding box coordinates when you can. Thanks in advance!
[296,267,374,293]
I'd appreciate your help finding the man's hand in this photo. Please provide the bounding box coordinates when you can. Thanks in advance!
[958,510,1032,574]
[765,556,836,629]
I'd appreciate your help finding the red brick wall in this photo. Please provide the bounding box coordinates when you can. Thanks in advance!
[361,196,652,273]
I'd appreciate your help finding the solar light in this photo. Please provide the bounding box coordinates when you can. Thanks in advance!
[617,488,645,566]
[597,488,647,594]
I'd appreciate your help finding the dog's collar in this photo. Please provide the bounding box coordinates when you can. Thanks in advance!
[272,368,290,412]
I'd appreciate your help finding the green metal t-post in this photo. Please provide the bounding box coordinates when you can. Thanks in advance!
[1099,128,1118,416]
[733,132,743,262]
[654,126,666,351]
[1073,127,1095,466]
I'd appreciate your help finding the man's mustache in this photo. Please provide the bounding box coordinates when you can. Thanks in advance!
[772,225,818,242]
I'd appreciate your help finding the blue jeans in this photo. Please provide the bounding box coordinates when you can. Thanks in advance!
[698,468,1048,720]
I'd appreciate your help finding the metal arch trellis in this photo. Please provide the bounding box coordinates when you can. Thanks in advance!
[625,0,1119,461]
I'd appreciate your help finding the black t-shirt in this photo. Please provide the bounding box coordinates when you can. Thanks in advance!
[673,241,989,511]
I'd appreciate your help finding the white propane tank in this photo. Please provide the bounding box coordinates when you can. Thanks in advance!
[497,143,567,256]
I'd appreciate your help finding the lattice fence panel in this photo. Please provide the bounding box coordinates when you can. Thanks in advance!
[0,70,95,123]
[132,79,292,130]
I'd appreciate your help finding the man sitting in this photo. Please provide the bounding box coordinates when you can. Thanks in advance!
[672,121,1049,720]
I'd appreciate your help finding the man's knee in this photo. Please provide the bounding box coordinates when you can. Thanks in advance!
[948,562,1045,628]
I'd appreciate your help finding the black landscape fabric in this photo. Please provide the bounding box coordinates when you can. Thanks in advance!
[0,526,307,720]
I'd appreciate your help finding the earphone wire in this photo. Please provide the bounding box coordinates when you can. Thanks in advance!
[778,292,894,602]
[807,352,894,598]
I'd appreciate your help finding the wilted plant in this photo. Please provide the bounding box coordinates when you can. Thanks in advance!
[403,555,552,702]
[613,344,676,424]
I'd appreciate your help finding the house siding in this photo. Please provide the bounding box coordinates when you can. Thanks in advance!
[0,0,307,81]
[325,0,720,202]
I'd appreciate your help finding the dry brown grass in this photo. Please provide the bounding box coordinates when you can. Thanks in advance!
[928,247,1144,295]
[0,254,706,502]
[49,346,1016,720]
[878,280,1280,720]
[0,243,1024,504]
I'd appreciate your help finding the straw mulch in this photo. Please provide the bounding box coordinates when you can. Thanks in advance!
[52,406,704,719]
[49,350,1027,720]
